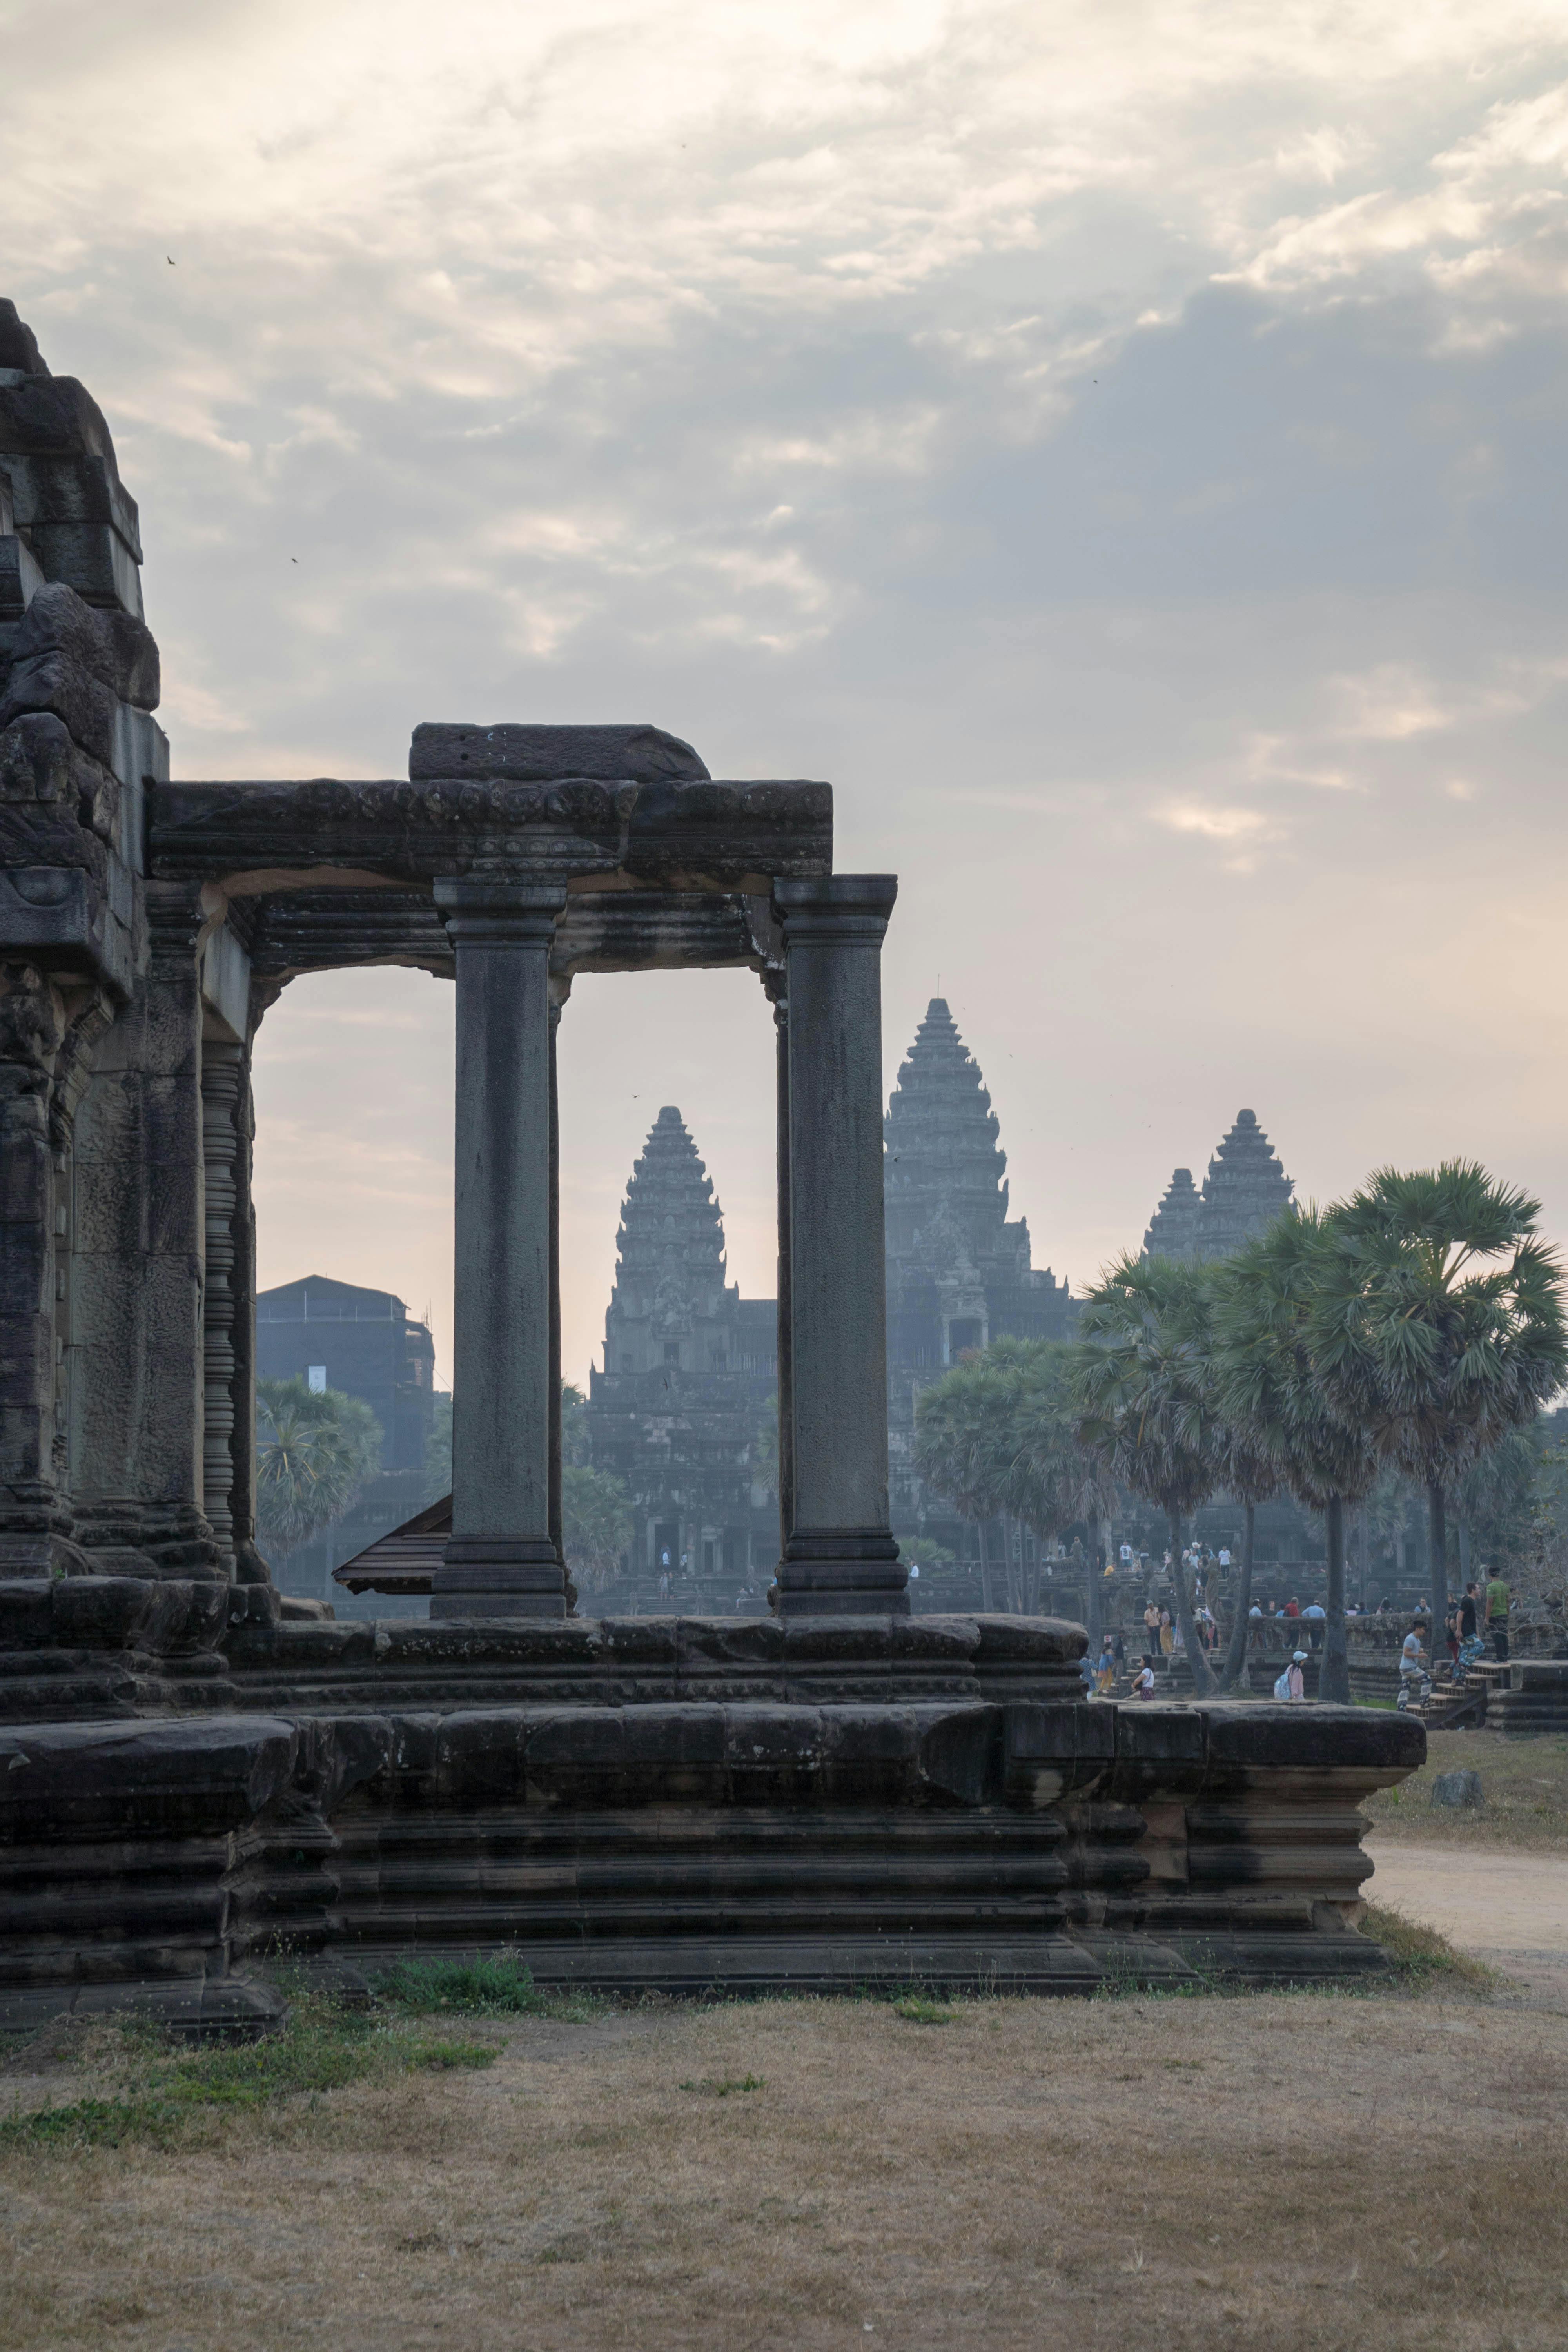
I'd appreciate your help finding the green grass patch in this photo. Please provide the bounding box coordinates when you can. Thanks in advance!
[1362,1902,1498,1991]
[892,1996,955,2025]
[371,1951,600,2022]
[679,2074,765,2096]
[0,1997,496,2149]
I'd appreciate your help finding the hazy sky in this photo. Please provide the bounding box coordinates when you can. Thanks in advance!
[9,0,1568,1384]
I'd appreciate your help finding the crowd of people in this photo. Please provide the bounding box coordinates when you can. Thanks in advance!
[1081,1543,1518,1712]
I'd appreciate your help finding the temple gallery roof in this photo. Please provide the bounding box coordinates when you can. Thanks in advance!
[1142,1109,1294,1262]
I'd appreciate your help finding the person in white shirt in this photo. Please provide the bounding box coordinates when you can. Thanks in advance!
[1397,1628,1432,1711]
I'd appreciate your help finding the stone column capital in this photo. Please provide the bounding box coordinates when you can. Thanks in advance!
[773,875,897,942]
[433,878,568,946]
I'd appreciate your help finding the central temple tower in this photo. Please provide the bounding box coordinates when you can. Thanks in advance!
[588,1109,776,1589]
[884,999,1074,1532]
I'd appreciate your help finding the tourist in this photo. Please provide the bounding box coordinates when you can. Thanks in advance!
[1283,1595,1301,1619]
[1159,1608,1174,1657]
[1455,1583,1484,1684]
[1485,1566,1512,1662]
[1079,1651,1096,1696]
[1096,1642,1115,1695]
[1218,1544,1232,1572]
[1443,1598,1461,1669]
[1397,1625,1432,1712]
[1120,1542,1134,1571]
[1111,1630,1127,1674]
[1302,1600,1325,1622]
[1143,1600,1161,1660]
[1272,1650,1307,1701]
[1132,1660,1157,1700]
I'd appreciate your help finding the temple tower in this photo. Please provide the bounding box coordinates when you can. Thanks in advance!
[1196,1109,1294,1256]
[884,999,1073,1533]
[1142,1167,1203,1262]
[603,1107,733,1377]
[1141,1110,1294,1264]
[586,1109,776,1589]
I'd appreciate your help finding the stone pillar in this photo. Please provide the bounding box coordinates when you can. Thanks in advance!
[548,995,564,1582]
[228,1044,267,1584]
[768,976,795,1575]
[71,882,220,1577]
[200,1038,244,1574]
[773,876,903,1617]
[0,960,70,1573]
[432,878,566,1620]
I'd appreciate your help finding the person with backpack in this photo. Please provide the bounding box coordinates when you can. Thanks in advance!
[1274,1650,1307,1702]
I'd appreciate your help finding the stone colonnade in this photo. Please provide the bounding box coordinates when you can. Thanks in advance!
[430,872,902,1621]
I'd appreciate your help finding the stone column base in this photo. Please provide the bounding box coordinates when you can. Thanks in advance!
[776,1528,908,1618]
[432,1535,567,1621]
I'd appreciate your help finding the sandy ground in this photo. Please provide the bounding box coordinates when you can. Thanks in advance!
[1368,1838,1568,2002]
[6,1984,1568,2352]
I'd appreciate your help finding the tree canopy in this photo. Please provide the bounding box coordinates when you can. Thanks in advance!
[256,1377,383,1553]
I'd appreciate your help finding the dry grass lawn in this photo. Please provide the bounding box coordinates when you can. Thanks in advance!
[4,1973,1566,2352]
[1365,1726,1568,1850]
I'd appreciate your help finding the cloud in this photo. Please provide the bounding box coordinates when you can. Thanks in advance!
[8,0,1568,1372]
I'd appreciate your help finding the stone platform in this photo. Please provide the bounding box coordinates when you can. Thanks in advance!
[0,1606,1423,2031]
[1489,1661,1568,1737]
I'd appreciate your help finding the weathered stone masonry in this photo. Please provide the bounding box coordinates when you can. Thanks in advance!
[0,301,1422,2022]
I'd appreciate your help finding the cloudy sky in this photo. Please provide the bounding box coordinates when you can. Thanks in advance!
[9,0,1568,1383]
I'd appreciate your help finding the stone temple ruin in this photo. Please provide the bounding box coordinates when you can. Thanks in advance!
[0,303,1419,2025]
[1142,1109,1295,1262]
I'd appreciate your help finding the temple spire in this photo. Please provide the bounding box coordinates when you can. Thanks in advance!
[883,997,1009,1261]
[1142,1168,1202,1262]
[603,1106,731,1375]
[1197,1109,1294,1257]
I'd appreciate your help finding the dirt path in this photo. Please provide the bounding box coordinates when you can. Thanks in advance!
[1368,1838,1568,2001]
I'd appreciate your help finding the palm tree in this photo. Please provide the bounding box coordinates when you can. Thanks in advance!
[1310,1163,1568,1683]
[965,1336,1086,1629]
[1207,1409,1281,1695]
[255,1377,383,1553]
[913,1355,1020,1610]
[1211,1210,1376,1705]
[1367,1467,1414,1583]
[1454,1428,1536,1580]
[996,1336,1114,1648]
[1069,1254,1221,1698]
